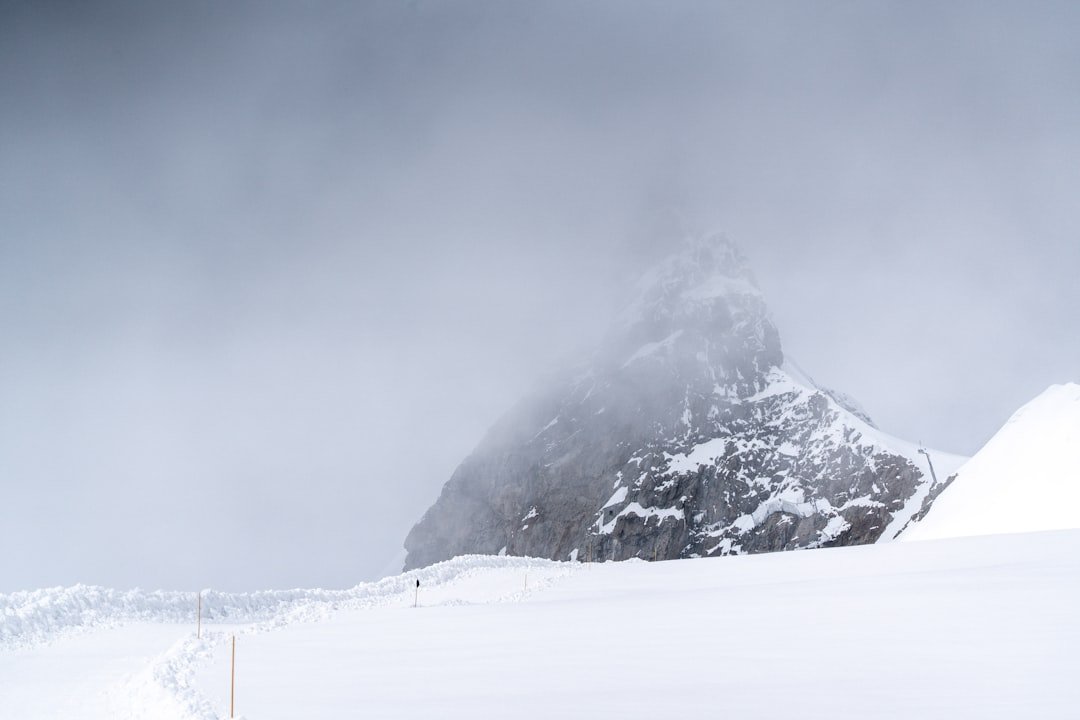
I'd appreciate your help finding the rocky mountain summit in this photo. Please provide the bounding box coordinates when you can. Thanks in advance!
[403,235,966,570]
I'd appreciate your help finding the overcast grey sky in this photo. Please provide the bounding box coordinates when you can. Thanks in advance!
[2,1,1078,592]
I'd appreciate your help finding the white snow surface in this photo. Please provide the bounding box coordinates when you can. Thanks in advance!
[904,383,1080,541]
[597,501,685,534]
[601,485,628,509]
[663,436,727,474]
[3,532,1079,719]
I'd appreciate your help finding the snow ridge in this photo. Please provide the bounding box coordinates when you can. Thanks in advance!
[0,555,571,651]
[904,382,1080,540]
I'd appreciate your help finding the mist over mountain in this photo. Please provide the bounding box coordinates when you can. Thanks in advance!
[405,235,966,569]
[3,1,1079,592]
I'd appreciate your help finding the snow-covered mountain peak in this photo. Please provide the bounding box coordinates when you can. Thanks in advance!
[404,232,967,570]
[607,233,781,399]
[618,233,763,330]
[636,233,756,292]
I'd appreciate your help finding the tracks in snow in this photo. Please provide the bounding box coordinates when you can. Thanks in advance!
[0,556,579,720]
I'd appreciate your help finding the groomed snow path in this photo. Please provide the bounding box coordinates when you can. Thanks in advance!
[4,533,1079,719]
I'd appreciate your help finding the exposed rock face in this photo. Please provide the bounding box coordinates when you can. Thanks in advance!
[403,235,965,570]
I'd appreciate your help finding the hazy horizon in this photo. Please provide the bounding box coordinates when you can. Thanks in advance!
[2,1,1078,592]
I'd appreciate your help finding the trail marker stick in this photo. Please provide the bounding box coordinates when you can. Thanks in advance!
[414,579,420,608]
[230,635,236,719]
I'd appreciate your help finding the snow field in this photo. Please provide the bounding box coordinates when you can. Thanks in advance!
[0,623,192,719]
[2,534,1077,719]
[194,531,1077,720]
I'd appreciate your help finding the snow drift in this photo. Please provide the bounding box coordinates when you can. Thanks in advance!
[0,554,566,650]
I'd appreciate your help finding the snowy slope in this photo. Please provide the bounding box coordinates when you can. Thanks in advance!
[4,532,1079,719]
[904,383,1080,541]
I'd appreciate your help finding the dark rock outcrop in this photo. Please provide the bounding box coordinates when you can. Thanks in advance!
[404,235,959,570]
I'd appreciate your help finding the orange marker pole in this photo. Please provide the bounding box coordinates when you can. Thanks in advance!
[230,635,236,719]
